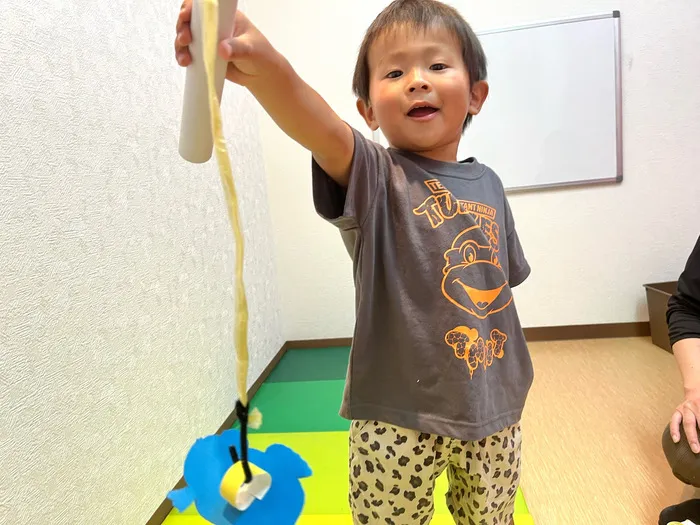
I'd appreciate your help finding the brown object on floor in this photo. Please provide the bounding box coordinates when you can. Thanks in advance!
[662,422,700,487]
[520,337,686,524]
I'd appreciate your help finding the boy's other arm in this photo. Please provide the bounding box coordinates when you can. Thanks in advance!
[175,4,353,187]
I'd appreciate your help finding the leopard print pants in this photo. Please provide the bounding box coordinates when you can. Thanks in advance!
[349,420,522,525]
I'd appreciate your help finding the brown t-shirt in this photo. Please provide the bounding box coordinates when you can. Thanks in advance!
[312,127,534,441]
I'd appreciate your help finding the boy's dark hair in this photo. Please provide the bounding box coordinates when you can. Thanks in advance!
[352,0,487,129]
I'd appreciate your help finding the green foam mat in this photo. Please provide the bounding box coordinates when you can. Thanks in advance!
[237,380,350,433]
[249,431,351,515]
[266,347,351,383]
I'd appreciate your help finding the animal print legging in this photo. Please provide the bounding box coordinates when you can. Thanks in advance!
[348,420,522,525]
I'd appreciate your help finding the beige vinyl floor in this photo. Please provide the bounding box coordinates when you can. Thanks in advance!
[520,336,687,525]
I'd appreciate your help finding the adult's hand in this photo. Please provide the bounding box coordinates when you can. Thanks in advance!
[671,389,700,453]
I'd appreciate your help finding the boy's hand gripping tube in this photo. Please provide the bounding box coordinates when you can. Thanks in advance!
[179,0,238,163]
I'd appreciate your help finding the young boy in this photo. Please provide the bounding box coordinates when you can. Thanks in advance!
[175,1,534,523]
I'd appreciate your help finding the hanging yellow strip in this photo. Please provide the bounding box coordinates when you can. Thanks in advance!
[200,0,260,427]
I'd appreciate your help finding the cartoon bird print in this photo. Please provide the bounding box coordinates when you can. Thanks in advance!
[441,224,513,319]
[168,428,311,525]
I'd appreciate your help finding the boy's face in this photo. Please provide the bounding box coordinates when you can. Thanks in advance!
[358,23,488,162]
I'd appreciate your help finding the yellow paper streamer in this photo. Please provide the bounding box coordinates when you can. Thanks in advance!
[200,0,259,426]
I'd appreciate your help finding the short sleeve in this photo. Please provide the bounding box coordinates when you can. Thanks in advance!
[312,126,389,231]
[504,197,530,287]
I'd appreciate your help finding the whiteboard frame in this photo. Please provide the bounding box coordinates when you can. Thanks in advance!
[372,11,623,193]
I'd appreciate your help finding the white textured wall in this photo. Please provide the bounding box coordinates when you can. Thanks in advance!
[0,0,283,523]
[248,0,700,340]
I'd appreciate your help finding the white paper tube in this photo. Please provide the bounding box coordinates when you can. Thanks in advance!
[179,0,238,163]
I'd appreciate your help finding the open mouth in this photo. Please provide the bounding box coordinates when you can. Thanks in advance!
[407,105,439,118]
[453,279,507,311]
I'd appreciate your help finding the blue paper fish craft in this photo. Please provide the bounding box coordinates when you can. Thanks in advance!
[168,428,312,525]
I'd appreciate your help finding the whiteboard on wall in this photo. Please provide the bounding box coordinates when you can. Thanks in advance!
[372,12,623,192]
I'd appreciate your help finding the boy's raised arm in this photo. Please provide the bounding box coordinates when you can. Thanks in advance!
[175,4,354,187]
[240,55,354,188]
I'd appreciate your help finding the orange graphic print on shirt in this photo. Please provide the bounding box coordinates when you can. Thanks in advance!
[441,225,512,318]
[445,326,507,379]
[413,179,512,378]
